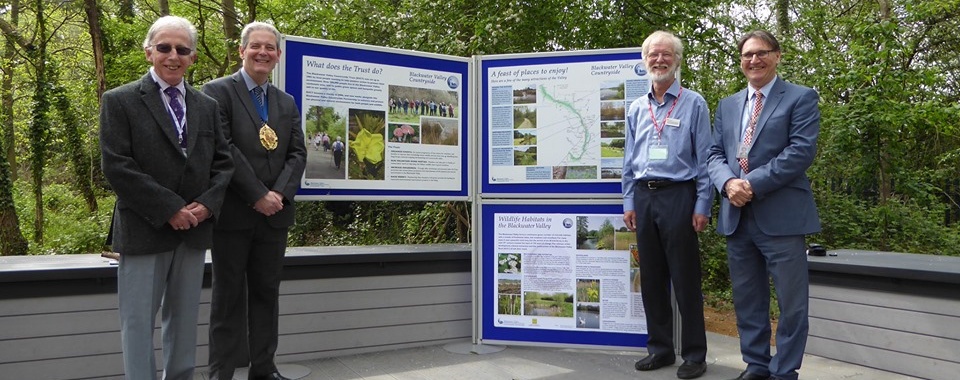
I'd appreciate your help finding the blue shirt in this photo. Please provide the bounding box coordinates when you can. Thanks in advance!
[622,79,714,216]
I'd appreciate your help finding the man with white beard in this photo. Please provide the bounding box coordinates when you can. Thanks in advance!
[621,30,713,379]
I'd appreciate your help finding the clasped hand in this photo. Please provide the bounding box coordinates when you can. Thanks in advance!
[725,179,753,207]
[168,202,210,230]
[253,191,284,216]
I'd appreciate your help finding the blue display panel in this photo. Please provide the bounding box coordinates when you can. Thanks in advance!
[281,36,471,200]
[480,202,647,348]
[479,50,645,197]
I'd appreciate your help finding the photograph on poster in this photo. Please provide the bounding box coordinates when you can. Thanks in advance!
[491,212,645,334]
[513,146,537,166]
[347,109,386,180]
[576,279,601,329]
[420,118,459,146]
[513,85,537,104]
[304,105,348,179]
[387,86,458,123]
[388,123,419,144]
[600,101,626,121]
[600,80,625,101]
[498,279,522,315]
[552,165,596,180]
[600,138,625,158]
[513,130,538,146]
[600,121,625,138]
[513,106,537,129]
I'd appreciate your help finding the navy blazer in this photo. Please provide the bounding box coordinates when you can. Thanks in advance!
[202,71,306,230]
[100,74,234,255]
[706,77,821,237]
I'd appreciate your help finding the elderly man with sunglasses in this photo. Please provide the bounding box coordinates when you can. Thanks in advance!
[100,15,233,379]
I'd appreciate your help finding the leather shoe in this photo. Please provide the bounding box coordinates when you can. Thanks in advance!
[634,353,676,371]
[677,360,707,379]
[729,370,770,380]
[250,371,293,380]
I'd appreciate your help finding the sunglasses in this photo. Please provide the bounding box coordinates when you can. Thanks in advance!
[152,43,193,56]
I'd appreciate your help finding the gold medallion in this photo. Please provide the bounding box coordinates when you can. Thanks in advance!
[259,124,278,150]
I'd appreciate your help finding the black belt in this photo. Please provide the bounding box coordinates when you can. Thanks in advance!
[638,179,692,190]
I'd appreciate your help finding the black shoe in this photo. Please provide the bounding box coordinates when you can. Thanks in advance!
[729,370,770,380]
[634,353,676,371]
[677,360,707,379]
[250,371,293,380]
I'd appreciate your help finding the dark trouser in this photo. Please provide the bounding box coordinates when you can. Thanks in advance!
[209,219,288,380]
[632,180,707,362]
[727,205,808,380]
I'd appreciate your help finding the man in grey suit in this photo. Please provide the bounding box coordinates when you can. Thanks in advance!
[203,22,306,380]
[706,30,820,380]
[100,15,234,380]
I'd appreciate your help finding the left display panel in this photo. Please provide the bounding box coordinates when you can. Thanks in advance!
[279,36,471,200]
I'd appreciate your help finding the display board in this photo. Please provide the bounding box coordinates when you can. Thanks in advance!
[278,36,471,200]
[478,200,647,349]
[478,49,646,198]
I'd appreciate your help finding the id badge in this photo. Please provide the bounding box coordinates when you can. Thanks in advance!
[649,144,668,160]
[737,143,750,159]
[665,118,681,127]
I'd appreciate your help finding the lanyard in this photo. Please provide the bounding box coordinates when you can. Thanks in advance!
[646,87,682,142]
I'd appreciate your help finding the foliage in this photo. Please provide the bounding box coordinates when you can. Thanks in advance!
[12,180,112,255]
[288,200,471,247]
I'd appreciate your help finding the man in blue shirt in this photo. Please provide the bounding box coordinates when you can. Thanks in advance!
[622,30,713,380]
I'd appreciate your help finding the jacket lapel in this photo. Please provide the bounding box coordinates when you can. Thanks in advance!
[231,72,263,127]
[183,84,203,155]
[753,78,786,138]
[138,75,182,151]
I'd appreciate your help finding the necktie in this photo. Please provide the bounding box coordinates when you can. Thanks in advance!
[163,86,187,149]
[252,86,267,122]
[738,90,763,173]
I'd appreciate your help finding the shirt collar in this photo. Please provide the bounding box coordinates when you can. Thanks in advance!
[748,76,778,100]
[646,79,682,105]
[239,69,267,93]
[149,67,186,95]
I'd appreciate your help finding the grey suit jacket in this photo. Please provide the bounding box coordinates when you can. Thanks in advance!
[100,74,235,255]
[706,77,821,237]
[202,71,306,230]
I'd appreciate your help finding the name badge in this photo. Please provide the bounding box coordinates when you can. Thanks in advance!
[665,118,680,127]
[649,144,668,160]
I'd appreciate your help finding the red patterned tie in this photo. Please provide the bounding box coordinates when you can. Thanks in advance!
[738,90,764,173]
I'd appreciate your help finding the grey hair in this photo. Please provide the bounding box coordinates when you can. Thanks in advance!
[142,16,198,50]
[241,22,282,48]
[642,31,684,61]
[737,30,781,53]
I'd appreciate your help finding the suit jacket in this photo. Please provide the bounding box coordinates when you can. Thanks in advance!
[202,71,306,230]
[100,74,234,255]
[706,77,821,237]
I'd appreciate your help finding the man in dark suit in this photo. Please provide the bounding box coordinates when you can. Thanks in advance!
[203,21,306,380]
[706,30,821,380]
[99,15,234,380]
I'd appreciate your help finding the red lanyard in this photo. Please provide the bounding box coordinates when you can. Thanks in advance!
[647,87,683,142]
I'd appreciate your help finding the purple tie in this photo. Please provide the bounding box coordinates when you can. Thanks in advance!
[163,86,187,148]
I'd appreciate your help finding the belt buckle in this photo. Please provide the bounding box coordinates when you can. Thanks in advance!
[647,181,659,190]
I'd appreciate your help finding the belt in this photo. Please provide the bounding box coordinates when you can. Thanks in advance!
[638,179,691,190]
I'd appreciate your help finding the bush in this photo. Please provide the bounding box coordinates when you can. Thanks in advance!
[13,180,113,255]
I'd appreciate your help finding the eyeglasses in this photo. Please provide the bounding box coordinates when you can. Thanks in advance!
[740,49,776,60]
[152,43,193,56]
[647,52,675,60]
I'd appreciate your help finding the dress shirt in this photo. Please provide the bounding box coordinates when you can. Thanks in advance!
[622,79,714,216]
[740,76,777,135]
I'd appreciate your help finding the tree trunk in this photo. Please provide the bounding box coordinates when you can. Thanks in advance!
[29,0,51,245]
[776,0,791,36]
[52,74,98,213]
[0,149,28,255]
[223,0,241,74]
[2,0,19,181]
[84,0,107,101]
[159,0,170,16]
